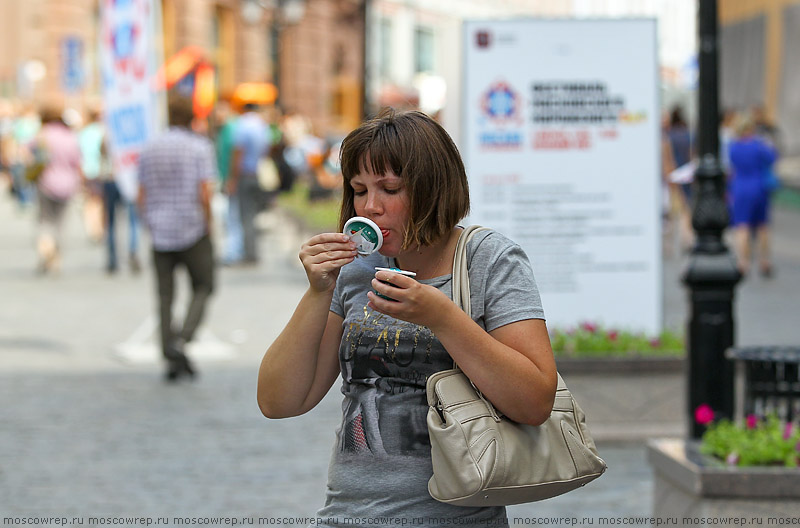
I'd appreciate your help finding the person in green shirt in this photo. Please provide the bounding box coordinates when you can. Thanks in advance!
[213,100,243,264]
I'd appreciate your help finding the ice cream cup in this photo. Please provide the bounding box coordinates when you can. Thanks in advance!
[343,216,383,256]
[374,267,416,301]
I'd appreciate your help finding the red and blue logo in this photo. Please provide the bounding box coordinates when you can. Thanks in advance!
[478,81,523,149]
[481,81,519,123]
[102,0,149,82]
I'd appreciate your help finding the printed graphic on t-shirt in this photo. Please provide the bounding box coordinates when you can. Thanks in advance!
[337,305,446,457]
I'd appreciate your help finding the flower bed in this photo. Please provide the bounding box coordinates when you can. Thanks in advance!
[551,322,684,359]
[701,416,800,467]
[695,404,800,468]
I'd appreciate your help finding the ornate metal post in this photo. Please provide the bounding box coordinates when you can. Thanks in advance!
[683,0,742,439]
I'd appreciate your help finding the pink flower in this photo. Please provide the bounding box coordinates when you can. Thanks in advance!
[784,422,794,440]
[695,404,715,425]
[649,338,661,348]
[580,322,598,333]
[608,330,619,341]
[746,415,758,429]
[726,452,739,466]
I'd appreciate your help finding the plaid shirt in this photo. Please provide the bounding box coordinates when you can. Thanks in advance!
[138,127,217,251]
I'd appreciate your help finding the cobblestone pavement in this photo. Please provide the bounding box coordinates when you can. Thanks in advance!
[1,187,799,525]
[0,368,651,520]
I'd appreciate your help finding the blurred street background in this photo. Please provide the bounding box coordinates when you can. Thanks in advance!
[3,0,800,524]
[1,171,799,520]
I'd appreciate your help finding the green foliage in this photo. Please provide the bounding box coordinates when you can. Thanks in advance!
[701,415,800,467]
[277,183,341,232]
[549,323,684,358]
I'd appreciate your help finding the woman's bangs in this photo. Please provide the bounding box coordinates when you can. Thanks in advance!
[362,136,404,178]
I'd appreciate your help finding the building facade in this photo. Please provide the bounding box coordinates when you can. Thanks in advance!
[719,0,800,155]
[0,0,365,136]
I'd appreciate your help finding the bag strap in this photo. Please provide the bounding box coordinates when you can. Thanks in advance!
[451,225,490,316]
[449,224,500,419]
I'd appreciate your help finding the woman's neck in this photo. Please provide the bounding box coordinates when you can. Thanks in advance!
[395,227,461,280]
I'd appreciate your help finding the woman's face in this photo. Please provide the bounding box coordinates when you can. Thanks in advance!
[349,166,410,257]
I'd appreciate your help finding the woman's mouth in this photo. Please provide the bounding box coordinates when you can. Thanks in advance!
[380,228,390,239]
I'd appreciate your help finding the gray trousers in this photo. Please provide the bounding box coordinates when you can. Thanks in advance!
[237,176,262,262]
[152,235,215,359]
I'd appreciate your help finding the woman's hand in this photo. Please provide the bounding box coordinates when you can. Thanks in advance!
[367,270,456,329]
[300,233,358,293]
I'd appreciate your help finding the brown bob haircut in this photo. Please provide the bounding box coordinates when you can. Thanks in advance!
[338,108,470,250]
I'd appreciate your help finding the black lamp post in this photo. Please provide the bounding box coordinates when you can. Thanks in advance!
[682,0,742,439]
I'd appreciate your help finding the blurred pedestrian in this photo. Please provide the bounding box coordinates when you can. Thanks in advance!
[214,99,243,265]
[0,99,14,190]
[226,102,268,265]
[78,106,106,244]
[9,103,41,208]
[719,108,736,173]
[666,105,695,251]
[660,111,677,258]
[86,109,142,274]
[137,95,216,381]
[33,104,83,274]
[728,112,779,278]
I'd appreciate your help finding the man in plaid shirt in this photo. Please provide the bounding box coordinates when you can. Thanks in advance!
[138,96,216,381]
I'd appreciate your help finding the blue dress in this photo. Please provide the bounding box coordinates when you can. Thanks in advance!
[727,137,778,228]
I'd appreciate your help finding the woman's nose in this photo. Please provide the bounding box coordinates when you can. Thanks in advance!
[363,192,382,214]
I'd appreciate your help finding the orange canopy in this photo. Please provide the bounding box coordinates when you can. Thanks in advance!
[153,46,206,89]
[231,82,278,108]
[193,62,216,119]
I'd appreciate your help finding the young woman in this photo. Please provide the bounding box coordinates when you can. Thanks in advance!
[34,104,83,274]
[728,112,779,277]
[257,108,556,524]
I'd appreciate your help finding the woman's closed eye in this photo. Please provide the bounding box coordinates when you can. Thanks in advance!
[352,186,401,196]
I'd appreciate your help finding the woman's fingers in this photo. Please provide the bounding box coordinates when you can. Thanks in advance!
[374,271,415,288]
[301,234,356,262]
[302,248,358,267]
[304,233,352,250]
[299,233,359,292]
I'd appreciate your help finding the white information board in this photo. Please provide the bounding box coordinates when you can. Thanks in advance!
[462,19,661,334]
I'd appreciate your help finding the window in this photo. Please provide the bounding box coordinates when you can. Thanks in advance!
[213,5,236,94]
[414,26,434,73]
[161,0,175,60]
[379,18,392,79]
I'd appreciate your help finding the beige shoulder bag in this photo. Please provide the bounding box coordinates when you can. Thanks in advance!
[426,225,607,507]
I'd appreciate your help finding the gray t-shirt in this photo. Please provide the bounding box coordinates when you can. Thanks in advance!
[317,229,545,526]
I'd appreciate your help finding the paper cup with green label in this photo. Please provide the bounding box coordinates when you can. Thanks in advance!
[344,216,383,256]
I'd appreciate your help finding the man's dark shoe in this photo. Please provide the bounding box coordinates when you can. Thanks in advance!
[164,338,197,382]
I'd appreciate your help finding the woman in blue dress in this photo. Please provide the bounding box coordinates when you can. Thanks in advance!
[727,113,779,277]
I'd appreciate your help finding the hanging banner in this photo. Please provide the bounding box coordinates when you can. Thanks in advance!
[462,19,661,334]
[99,0,165,202]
